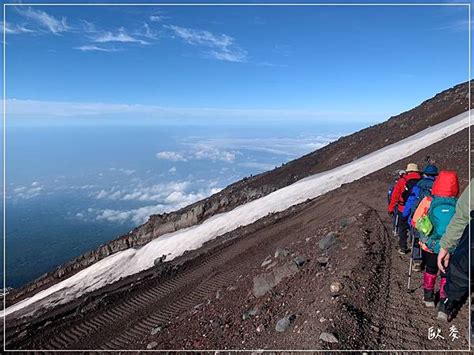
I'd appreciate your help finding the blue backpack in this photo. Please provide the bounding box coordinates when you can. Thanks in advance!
[423,197,457,253]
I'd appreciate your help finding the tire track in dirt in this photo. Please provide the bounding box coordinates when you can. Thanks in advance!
[8,206,308,350]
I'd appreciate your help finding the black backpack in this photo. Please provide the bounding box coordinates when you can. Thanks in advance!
[400,178,420,205]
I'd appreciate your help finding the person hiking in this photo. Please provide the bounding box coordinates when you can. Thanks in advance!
[387,169,406,236]
[388,163,421,254]
[402,164,439,271]
[436,179,473,322]
[411,171,459,309]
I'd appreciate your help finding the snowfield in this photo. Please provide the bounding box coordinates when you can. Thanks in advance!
[4,109,471,318]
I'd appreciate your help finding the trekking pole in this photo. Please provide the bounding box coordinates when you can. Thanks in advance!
[407,229,416,290]
[393,212,399,237]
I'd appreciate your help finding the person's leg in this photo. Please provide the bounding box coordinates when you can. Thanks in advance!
[422,249,437,307]
[439,225,470,321]
[398,211,409,253]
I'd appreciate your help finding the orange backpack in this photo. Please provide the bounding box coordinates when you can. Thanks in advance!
[410,195,433,228]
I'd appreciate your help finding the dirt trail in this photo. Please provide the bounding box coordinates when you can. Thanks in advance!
[5,179,469,351]
[5,128,470,351]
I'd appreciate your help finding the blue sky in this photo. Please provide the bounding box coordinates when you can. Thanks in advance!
[2,2,471,125]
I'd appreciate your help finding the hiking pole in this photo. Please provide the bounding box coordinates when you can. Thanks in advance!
[407,229,416,291]
[393,212,399,237]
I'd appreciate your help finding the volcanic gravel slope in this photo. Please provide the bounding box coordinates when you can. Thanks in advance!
[5,126,470,351]
[8,82,471,306]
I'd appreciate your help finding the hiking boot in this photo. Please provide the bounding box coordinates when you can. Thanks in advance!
[398,248,408,255]
[423,289,435,308]
[413,263,423,272]
[437,298,454,322]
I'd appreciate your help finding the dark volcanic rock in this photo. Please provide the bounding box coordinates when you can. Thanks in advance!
[319,232,338,250]
[252,262,299,297]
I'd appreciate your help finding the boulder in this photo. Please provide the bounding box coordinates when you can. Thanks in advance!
[147,341,158,349]
[252,262,299,297]
[275,247,290,258]
[275,314,296,332]
[319,332,339,343]
[330,282,344,295]
[316,256,329,266]
[293,255,308,267]
[319,232,338,250]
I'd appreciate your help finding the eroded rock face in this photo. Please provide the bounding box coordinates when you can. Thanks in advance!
[8,81,473,306]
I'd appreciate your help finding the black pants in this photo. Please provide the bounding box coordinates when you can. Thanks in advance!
[398,211,409,250]
[422,249,445,277]
[445,223,471,302]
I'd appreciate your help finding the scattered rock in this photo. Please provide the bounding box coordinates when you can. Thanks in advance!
[151,326,162,335]
[293,255,308,267]
[356,241,365,249]
[370,325,380,333]
[319,232,338,250]
[242,304,261,320]
[319,332,339,343]
[265,261,278,270]
[147,341,158,349]
[339,216,357,227]
[215,289,222,299]
[249,306,260,316]
[305,237,312,242]
[316,256,329,266]
[261,255,273,267]
[275,247,290,258]
[330,282,344,295]
[275,314,296,332]
[252,262,299,297]
[319,317,327,323]
[256,324,264,333]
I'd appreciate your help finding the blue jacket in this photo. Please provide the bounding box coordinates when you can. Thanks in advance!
[402,176,436,221]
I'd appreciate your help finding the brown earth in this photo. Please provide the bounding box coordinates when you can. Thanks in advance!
[4,125,470,351]
[7,81,472,307]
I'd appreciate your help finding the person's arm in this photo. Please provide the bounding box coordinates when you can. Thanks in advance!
[402,186,419,218]
[388,179,404,213]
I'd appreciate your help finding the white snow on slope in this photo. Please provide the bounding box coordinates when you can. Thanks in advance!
[4,110,471,319]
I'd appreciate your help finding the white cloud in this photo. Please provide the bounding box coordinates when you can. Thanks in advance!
[156,147,236,163]
[19,7,69,34]
[96,205,166,225]
[193,146,237,162]
[149,12,168,22]
[94,182,222,225]
[164,24,248,63]
[74,45,121,52]
[1,21,35,34]
[6,99,385,124]
[134,23,159,40]
[92,28,149,45]
[12,184,43,199]
[109,167,136,175]
[156,151,187,162]
[168,166,177,173]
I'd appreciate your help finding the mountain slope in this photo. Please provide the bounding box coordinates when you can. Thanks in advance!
[8,81,472,305]
[3,108,470,320]
[5,122,470,351]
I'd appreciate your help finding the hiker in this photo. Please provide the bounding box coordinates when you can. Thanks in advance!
[411,171,459,310]
[388,163,421,254]
[402,164,439,271]
[387,169,406,235]
[436,179,472,321]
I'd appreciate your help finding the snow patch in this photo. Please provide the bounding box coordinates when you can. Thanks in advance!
[3,110,470,319]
